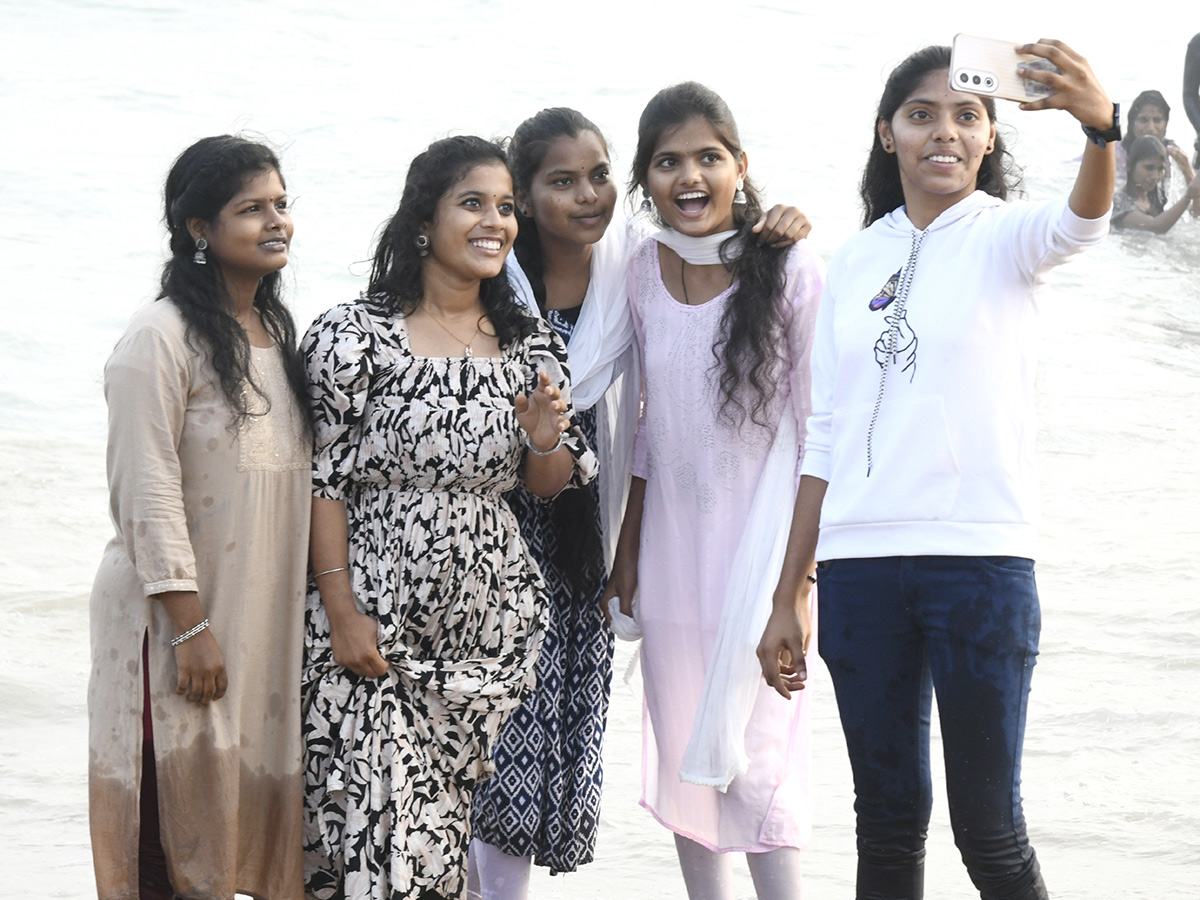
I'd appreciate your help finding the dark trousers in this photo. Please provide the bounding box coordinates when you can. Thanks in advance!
[141,636,174,900]
[818,556,1049,900]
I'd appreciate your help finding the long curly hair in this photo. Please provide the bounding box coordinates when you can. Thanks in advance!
[160,134,309,430]
[859,45,1019,228]
[367,135,535,347]
[508,107,610,311]
[629,82,789,429]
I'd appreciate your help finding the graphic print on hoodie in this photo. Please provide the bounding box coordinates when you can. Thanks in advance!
[869,269,918,381]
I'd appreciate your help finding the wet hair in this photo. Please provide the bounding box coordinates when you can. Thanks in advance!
[508,108,608,593]
[1128,90,1170,126]
[1123,90,1171,152]
[508,107,610,311]
[367,135,535,347]
[859,45,1018,227]
[629,81,790,430]
[160,134,309,430]
[1125,134,1169,214]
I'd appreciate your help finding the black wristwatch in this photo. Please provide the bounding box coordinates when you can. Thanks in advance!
[1081,102,1121,148]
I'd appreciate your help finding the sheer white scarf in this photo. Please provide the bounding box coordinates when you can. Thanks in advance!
[508,223,640,568]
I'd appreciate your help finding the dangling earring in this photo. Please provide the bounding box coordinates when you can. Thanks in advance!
[640,189,653,214]
[733,178,747,206]
[192,237,208,265]
[415,233,430,257]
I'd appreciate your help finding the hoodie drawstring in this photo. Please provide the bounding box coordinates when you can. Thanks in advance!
[866,228,926,477]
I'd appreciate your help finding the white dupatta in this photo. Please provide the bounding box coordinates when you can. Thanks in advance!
[677,410,799,789]
[508,223,641,569]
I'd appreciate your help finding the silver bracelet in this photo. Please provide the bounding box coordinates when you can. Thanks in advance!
[314,566,348,579]
[525,432,565,457]
[170,618,210,648]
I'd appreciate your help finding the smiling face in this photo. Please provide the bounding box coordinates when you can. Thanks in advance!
[422,161,517,286]
[644,116,747,236]
[1131,104,1168,141]
[878,69,996,228]
[190,168,292,286]
[521,130,616,250]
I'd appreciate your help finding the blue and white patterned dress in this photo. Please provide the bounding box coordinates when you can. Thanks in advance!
[470,305,616,874]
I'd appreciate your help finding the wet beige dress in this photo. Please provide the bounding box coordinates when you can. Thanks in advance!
[88,301,310,900]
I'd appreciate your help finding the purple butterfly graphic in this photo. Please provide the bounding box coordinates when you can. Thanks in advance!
[869,270,901,311]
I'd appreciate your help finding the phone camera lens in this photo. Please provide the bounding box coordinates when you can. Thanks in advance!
[972,75,981,85]
[985,77,994,87]
[959,72,969,83]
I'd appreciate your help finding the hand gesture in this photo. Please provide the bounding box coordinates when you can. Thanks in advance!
[174,629,228,705]
[1014,40,1114,131]
[516,369,569,453]
[756,584,813,701]
[1167,143,1190,170]
[873,311,918,379]
[752,205,813,248]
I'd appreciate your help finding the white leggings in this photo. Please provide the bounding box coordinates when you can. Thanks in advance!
[466,838,532,900]
[674,834,803,900]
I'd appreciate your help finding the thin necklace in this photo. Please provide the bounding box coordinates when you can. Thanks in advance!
[680,257,691,305]
[425,308,481,358]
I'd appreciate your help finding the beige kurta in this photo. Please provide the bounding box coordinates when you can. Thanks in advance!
[88,301,310,900]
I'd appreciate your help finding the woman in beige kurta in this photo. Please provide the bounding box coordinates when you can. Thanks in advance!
[89,136,310,900]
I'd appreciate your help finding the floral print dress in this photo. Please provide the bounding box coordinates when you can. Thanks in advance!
[300,298,596,900]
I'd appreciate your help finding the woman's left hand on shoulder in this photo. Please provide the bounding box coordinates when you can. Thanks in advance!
[752,205,812,248]
[1015,39,1114,131]
[515,369,569,452]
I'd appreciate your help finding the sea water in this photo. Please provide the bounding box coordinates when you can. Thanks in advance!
[1,2,1197,897]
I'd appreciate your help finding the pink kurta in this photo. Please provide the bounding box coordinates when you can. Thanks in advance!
[628,238,824,852]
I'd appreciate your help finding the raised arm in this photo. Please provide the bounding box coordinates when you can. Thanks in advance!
[1115,172,1200,233]
[1166,143,1200,217]
[1015,39,1115,220]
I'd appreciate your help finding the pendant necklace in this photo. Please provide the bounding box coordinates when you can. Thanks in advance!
[426,309,481,358]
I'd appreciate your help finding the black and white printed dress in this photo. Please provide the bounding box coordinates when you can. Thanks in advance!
[300,298,596,900]
[470,305,615,874]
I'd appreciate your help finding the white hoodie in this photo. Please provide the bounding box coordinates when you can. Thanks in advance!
[801,190,1109,560]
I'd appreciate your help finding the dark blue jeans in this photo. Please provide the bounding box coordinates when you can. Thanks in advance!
[818,556,1048,900]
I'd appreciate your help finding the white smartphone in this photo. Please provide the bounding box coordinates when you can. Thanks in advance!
[949,34,1059,103]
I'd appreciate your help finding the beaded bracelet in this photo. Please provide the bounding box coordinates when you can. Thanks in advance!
[170,618,210,648]
[525,432,565,457]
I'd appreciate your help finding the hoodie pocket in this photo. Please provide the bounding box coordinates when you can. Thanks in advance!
[823,396,961,527]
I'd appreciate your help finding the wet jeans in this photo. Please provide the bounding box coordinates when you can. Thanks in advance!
[817,556,1049,900]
